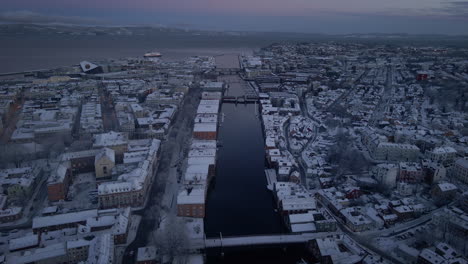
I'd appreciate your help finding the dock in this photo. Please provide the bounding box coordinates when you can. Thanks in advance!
[265,169,277,191]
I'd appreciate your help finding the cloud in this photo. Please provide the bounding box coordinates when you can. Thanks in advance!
[0,10,108,25]
[431,1,468,19]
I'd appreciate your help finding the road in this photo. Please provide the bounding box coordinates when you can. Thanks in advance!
[325,69,368,113]
[369,65,393,127]
[122,86,201,264]
[316,199,403,264]
[0,163,50,231]
[99,84,119,132]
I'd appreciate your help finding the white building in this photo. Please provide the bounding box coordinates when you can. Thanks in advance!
[373,142,420,162]
[372,163,399,188]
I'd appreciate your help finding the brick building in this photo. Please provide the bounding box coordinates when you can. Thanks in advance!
[47,161,72,202]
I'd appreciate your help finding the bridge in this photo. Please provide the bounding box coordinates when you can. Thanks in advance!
[189,231,341,250]
[222,95,259,104]
[214,68,241,75]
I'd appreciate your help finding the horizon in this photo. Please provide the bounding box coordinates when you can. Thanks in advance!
[0,0,468,35]
[2,20,468,37]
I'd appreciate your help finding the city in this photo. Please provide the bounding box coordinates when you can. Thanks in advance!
[0,39,467,264]
[0,2,467,264]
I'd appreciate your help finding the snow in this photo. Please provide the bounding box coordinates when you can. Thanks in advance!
[177,187,206,205]
[289,211,314,224]
[136,246,158,262]
[291,223,317,233]
[193,122,217,132]
[9,234,39,251]
[32,209,98,230]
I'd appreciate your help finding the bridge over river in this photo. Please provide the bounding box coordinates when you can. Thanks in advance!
[189,232,341,250]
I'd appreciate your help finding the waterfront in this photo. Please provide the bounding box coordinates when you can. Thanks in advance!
[0,35,255,73]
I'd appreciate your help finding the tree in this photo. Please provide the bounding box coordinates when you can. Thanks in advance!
[327,128,370,178]
[156,216,189,262]
[38,134,67,161]
[0,144,28,168]
[69,139,93,151]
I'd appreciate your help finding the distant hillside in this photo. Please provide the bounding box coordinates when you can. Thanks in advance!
[1,23,467,48]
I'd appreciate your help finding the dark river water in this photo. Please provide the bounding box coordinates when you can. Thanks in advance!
[204,103,284,237]
[204,75,309,263]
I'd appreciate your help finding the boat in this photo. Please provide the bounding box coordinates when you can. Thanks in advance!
[143,51,162,58]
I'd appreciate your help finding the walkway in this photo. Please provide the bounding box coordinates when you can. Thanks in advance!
[190,232,340,250]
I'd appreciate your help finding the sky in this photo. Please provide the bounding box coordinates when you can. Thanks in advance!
[0,0,467,34]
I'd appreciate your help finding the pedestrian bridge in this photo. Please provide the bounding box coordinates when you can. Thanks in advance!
[222,95,259,104]
[189,232,340,250]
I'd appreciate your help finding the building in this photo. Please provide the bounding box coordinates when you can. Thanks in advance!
[0,166,42,200]
[373,163,399,188]
[177,187,205,218]
[390,205,414,221]
[47,161,72,202]
[94,148,116,179]
[431,182,458,202]
[418,248,446,264]
[201,91,222,100]
[339,207,373,232]
[399,162,424,183]
[308,236,364,264]
[80,102,103,136]
[373,142,420,162]
[0,207,22,223]
[200,81,224,92]
[61,149,101,174]
[6,242,69,264]
[286,210,336,233]
[32,208,130,245]
[93,131,128,163]
[193,123,217,140]
[9,234,39,252]
[32,209,98,235]
[67,239,92,264]
[428,146,457,167]
[98,140,160,209]
[453,158,468,184]
[80,61,103,74]
[422,160,447,184]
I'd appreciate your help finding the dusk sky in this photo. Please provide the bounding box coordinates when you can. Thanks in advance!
[1,0,468,34]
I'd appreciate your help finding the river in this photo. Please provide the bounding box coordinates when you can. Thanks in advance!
[203,58,310,262]
[204,102,284,237]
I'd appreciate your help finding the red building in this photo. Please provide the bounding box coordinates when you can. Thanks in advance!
[47,161,72,202]
[193,123,217,140]
[344,187,362,199]
[398,162,423,183]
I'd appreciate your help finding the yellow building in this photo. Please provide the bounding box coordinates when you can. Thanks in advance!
[95,148,115,179]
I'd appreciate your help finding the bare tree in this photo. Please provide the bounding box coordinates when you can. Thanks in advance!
[0,144,28,168]
[69,139,93,151]
[327,128,370,178]
[156,216,189,262]
[38,134,67,161]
